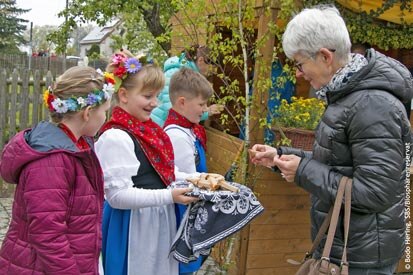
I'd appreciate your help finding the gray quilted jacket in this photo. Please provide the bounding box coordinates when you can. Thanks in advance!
[283,49,413,268]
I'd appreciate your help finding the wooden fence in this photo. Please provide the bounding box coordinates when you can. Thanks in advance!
[0,69,54,197]
[0,54,109,77]
[0,54,79,77]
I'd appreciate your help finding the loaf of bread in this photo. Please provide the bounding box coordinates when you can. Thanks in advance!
[186,173,239,192]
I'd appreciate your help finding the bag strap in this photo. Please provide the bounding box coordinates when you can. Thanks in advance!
[306,176,349,256]
[306,207,333,256]
[319,176,351,275]
[287,176,352,268]
[321,177,348,257]
[340,178,352,272]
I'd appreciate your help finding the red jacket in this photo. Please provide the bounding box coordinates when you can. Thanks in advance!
[0,122,104,274]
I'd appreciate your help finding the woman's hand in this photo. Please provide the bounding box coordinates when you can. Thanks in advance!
[250,144,278,168]
[208,104,224,115]
[273,154,301,182]
[171,188,199,204]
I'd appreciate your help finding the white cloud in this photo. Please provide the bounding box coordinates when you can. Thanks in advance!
[16,0,67,27]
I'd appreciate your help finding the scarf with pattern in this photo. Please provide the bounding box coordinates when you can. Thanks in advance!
[100,106,175,186]
[317,53,368,101]
[163,108,207,151]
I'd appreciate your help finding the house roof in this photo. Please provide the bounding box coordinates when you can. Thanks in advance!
[80,20,121,45]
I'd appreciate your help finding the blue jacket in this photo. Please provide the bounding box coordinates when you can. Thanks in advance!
[151,53,208,127]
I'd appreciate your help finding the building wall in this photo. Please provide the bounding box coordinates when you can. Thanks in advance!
[79,38,114,60]
[79,45,89,59]
[169,13,208,56]
[100,37,114,58]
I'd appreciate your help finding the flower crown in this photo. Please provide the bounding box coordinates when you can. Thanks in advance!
[42,52,142,114]
[43,75,115,114]
[110,52,142,92]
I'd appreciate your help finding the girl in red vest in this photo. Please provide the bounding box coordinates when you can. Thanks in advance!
[97,50,198,275]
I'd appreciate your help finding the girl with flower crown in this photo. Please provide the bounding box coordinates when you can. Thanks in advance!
[0,66,112,274]
[96,50,198,275]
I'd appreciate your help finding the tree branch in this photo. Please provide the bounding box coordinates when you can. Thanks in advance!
[137,3,171,53]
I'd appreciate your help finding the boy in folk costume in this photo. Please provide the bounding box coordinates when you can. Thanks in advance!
[151,45,223,127]
[164,67,214,274]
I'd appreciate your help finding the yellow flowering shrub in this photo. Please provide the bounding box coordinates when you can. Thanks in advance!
[276,97,326,130]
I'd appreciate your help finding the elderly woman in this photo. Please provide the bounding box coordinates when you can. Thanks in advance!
[251,5,412,274]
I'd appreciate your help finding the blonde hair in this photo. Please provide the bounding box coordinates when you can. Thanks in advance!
[50,66,105,123]
[106,50,165,102]
[169,67,213,104]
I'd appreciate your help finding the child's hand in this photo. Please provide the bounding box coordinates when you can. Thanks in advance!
[208,104,224,115]
[171,188,199,205]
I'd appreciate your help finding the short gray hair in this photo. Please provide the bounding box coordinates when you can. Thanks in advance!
[282,5,351,64]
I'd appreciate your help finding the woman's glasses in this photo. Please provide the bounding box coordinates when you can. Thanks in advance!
[295,49,336,73]
[295,57,311,73]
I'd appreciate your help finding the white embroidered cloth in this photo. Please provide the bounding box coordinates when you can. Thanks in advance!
[169,181,264,263]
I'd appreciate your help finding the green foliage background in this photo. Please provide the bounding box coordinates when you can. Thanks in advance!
[0,0,29,53]
[304,0,413,50]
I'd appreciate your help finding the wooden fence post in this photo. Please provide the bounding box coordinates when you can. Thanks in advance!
[32,70,42,125]
[20,69,30,130]
[0,69,6,149]
[9,69,18,138]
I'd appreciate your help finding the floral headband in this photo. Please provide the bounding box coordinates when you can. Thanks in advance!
[43,73,115,114]
[42,51,142,114]
[110,52,142,92]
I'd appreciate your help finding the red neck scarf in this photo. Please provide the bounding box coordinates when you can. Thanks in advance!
[163,109,207,151]
[100,106,175,186]
[58,123,90,150]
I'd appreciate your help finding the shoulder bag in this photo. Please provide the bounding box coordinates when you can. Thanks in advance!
[288,176,352,275]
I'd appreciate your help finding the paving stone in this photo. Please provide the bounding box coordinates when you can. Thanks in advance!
[0,198,12,246]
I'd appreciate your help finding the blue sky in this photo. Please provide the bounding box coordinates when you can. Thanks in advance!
[16,0,66,27]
